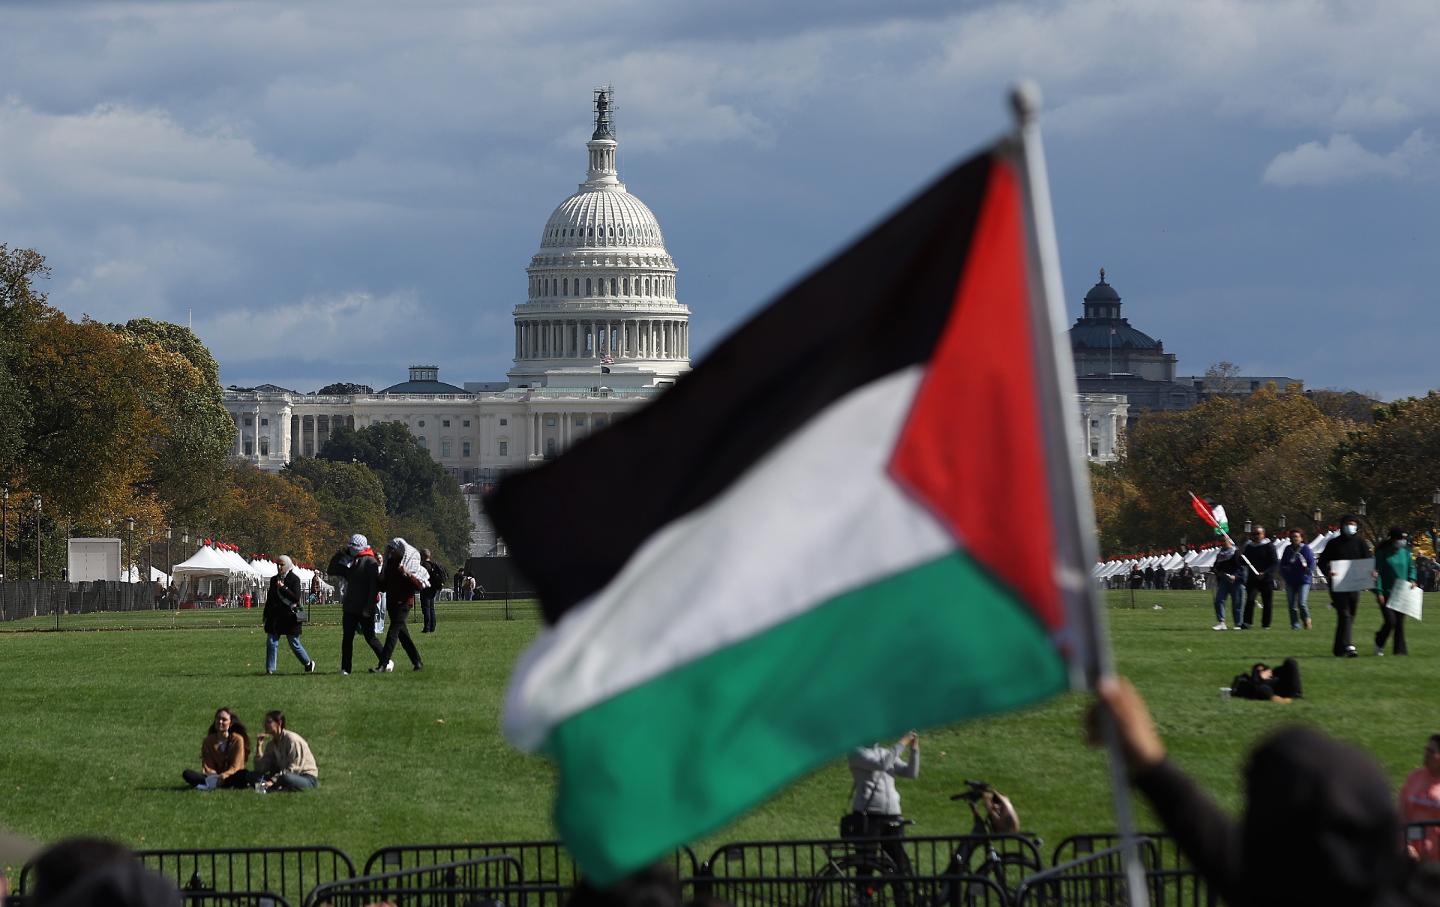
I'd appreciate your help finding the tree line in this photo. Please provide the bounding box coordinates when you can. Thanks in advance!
[0,245,470,578]
[1092,382,1440,557]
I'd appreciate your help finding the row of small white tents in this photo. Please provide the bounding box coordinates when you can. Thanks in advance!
[1093,529,1342,579]
[135,546,334,594]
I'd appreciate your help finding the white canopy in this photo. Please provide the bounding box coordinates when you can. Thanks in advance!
[172,546,256,581]
[249,558,279,579]
[1191,548,1220,569]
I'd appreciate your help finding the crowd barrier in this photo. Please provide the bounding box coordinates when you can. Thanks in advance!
[304,855,522,907]
[699,833,1043,907]
[9,830,1226,907]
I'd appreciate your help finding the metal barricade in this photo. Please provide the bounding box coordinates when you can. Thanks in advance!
[16,846,357,907]
[700,835,1043,907]
[1029,836,1216,907]
[364,840,699,889]
[181,894,294,907]
[302,855,523,907]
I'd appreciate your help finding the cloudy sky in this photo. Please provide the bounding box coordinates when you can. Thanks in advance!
[2,0,1437,398]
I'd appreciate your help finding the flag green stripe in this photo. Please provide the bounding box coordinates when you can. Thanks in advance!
[544,549,1067,885]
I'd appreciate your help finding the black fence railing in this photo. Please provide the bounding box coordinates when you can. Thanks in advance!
[302,855,523,907]
[17,845,355,907]
[364,841,700,896]
[699,834,1043,907]
[8,832,1218,907]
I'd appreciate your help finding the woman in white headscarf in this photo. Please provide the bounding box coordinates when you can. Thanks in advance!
[264,555,315,674]
[372,538,426,672]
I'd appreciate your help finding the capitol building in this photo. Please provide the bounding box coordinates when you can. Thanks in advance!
[223,88,690,486]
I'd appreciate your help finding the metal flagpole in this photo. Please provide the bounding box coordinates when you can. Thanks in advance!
[1008,82,1151,907]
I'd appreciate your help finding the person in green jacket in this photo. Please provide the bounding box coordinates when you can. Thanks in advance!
[1374,527,1418,656]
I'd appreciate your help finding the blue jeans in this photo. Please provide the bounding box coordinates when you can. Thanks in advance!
[1213,574,1243,624]
[266,634,312,673]
[1285,583,1311,628]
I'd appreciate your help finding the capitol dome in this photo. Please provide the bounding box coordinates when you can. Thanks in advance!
[510,87,690,386]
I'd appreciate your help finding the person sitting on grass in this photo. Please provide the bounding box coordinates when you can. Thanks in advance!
[181,707,250,790]
[1231,658,1303,703]
[1091,676,1438,907]
[250,710,318,792]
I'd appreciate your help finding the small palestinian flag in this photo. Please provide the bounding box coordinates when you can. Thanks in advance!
[486,135,1092,884]
[1189,492,1230,536]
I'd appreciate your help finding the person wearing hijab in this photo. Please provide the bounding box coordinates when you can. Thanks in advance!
[1093,676,1432,907]
[373,537,426,672]
[1374,528,1419,656]
[263,555,314,674]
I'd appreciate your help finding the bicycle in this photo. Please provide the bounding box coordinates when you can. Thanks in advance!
[806,780,1041,907]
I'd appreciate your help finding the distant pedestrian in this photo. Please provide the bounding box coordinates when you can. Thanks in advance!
[1212,541,1245,630]
[373,538,425,672]
[1374,528,1417,656]
[1279,530,1316,630]
[453,567,466,598]
[1319,515,1372,657]
[462,572,477,600]
[327,534,385,675]
[1240,525,1278,629]
[419,548,445,634]
[263,556,315,675]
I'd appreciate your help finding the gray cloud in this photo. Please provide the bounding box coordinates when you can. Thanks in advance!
[1262,130,1436,186]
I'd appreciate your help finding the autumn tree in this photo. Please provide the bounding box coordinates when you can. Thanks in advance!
[318,422,470,565]
[211,463,330,564]
[1331,392,1440,536]
[1114,386,1353,552]
[283,458,387,551]
[112,319,234,526]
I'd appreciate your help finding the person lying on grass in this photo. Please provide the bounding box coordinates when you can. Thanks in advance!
[1231,658,1303,703]
[181,707,250,790]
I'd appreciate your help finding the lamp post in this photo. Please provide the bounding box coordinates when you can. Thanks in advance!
[165,527,173,578]
[2,484,8,581]
[125,517,136,584]
[33,495,42,579]
[1432,488,1439,529]
[1278,514,1287,531]
[1243,519,1253,535]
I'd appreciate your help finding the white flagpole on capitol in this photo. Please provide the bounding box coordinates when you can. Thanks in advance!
[1008,82,1151,907]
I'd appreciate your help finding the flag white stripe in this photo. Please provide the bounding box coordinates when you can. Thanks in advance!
[504,366,957,750]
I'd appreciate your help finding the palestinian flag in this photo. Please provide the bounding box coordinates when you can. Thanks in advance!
[486,138,1092,884]
[1188,492,1230,536]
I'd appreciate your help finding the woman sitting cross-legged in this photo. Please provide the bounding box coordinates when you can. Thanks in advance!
[181,707,250,790]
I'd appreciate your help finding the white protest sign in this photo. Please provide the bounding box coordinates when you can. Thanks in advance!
[1328,558,1376,593]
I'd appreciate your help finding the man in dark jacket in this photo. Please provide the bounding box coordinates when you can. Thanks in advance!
[1318,515,1373,657]
[1240,525,1278,629]
[263,555,314,674]
[327,533,385,675]
[419,548,445,634]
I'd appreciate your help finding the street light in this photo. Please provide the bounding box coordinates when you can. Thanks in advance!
[1432,488,1440,526]
[1312,506,1322,524]
[1278,514,1287,530]
[125,517,135,583]
[1243,519,1253,535]
[1358,498,1367,517]
[33,495,42,580]
[2,484,8,581]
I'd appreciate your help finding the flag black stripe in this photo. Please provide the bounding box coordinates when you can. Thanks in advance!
[486,150,996,622]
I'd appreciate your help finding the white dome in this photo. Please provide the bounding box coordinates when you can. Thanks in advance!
[541,188,666,251]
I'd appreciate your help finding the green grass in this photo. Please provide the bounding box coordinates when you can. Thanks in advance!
[2,590,1436,887]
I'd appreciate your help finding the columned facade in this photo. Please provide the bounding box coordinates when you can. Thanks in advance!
[509,86,690,385]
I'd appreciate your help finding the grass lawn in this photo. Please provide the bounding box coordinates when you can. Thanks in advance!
[2,589,1436,887]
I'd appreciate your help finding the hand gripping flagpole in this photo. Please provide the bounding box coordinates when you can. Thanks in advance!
[1007,82,1151,907]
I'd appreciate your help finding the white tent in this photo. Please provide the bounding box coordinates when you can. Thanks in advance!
[218,548,262,580]
[1190,548,1220,569]
[249,558,279,579]
[171,545,246,578]
[121,565,170,585]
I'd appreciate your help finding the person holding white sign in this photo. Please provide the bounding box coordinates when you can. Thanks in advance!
[1374,528,1418,656]
[1319,515,1372,658]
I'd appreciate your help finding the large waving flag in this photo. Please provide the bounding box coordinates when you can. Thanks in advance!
[486,105,1096,885]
